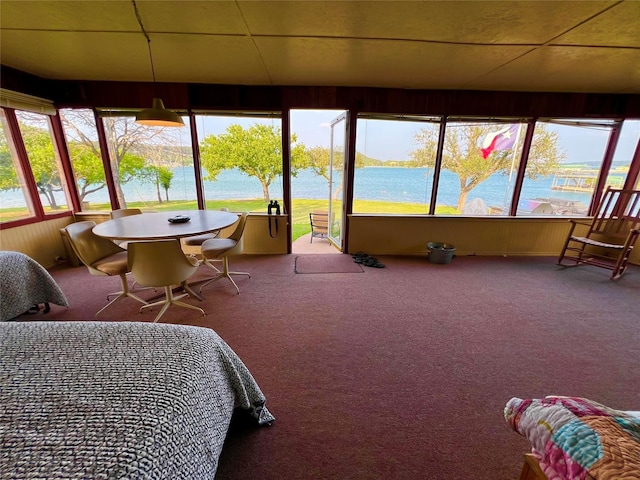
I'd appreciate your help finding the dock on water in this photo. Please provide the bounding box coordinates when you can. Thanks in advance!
[551,168,626,193]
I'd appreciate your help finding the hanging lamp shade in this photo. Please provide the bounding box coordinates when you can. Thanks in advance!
[135,97,185,127]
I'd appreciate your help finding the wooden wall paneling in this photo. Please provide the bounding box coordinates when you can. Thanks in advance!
[282,86,341,110]
[241,215,288,254]
[3,213,637,270]
[347,216,576,257]
[0,216,72,268]
[188,84,283,111]
[0,66,54,100]
[3,65,638,118]
[54,80,190,109]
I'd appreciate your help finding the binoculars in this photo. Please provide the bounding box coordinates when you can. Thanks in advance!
[268,200,281,215]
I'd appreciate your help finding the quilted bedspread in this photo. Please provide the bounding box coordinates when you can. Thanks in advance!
[505,396,640,480]
[0,251,68,321]
[0,321,274,479]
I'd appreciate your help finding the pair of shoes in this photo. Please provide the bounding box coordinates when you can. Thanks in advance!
[362,257,385,268]
[352,252,385,268]
[352,252,370,263]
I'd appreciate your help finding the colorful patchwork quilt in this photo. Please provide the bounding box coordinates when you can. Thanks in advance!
[505,396,640,479]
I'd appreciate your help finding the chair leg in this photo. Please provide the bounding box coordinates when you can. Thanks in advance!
[106,273,154,299]
[121,274,150,305]
[95,292,127,318]
[202,258,222,273]
[557,222,583,267]
[557,237,572,266]
[614,232,638,280]
[96,273,148,318]
[140,286,205,323]
[181,281,204,302]
[199,257,250,295]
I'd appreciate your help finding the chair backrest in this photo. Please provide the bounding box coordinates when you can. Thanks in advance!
[229,212,248,242]
[220,212,248,256]
[64,221,125,272]
[589,187,640,240]
[310,210,329,233]
[110,208,142,219]
[127,239,199,288]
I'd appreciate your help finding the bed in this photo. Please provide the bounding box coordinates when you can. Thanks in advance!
[0,251,69,321]
[0,321,274,479]
[504,396,640,480]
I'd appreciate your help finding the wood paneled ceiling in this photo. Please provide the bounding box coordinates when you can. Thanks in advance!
[1,0,639,93]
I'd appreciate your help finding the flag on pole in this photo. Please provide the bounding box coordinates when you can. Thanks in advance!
[480,124,519,159]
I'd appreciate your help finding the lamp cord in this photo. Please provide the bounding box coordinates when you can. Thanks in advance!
[131,0,157,86]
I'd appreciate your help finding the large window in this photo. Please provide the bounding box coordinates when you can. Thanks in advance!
[14,111,72,214]
[353,115,441,214]
[521,119,617,216]
[102,114,196,210]
[352,115,635,217]
[435,119,526,215]
[613,119,640,189]
[59,109,106,211]
[2,98,639,229]
[194,113,287,212]
[0,109,36,223]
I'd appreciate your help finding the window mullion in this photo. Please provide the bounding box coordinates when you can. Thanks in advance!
[50,112,83,212]
[93,110,120,210]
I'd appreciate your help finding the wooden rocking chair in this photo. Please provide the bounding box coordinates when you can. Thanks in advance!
[557,186,640,280]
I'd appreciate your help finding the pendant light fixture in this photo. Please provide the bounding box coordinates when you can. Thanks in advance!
[132,0,184,127]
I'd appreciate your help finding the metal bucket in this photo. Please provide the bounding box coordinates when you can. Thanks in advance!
[427,242,456,264]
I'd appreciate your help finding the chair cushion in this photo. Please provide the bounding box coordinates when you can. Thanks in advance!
[91,251,129,276]
[183,232,219,246]
[201,238,237,257]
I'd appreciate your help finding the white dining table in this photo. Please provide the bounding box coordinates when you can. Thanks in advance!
[92,210,239,241]
[92,210,239,301]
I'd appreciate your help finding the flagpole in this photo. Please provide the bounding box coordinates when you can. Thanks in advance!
[503,124,523,211]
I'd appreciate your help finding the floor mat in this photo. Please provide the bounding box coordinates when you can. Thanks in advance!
[294,255,364,274]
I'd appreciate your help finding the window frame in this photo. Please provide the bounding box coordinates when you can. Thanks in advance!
[0,108,73,229]
[2,101,639,233]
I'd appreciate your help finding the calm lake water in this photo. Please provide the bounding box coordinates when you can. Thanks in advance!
[0,166,592,210]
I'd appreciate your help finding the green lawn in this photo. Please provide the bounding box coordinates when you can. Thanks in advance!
[1,199,457,242]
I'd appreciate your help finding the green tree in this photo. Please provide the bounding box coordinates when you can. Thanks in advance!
[307,146,331,183]
[158,166,174,202]
[200,124,308,202]
[61,111,177,207]
[18,123,63,209]
[66,142,106,202]
[6,115,150,208]
[307,146,366,185]
[0,121,20,191]
[68,144,147,205]
[410,123,564,210]
[0,113,90,209]
[139,164,174,202]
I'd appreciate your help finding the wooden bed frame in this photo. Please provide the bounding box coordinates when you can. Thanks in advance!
[519,454,548,480]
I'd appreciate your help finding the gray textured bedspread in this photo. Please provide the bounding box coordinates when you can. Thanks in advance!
[0,251,68,321]
[0,321,274,479]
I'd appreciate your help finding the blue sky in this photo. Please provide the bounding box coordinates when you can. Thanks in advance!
[196,110,639,165]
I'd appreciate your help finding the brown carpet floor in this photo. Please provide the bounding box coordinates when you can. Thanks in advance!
[18,254,640,479]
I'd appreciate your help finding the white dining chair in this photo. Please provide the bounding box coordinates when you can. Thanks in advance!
[128,239,205,323]
[199,212,250,294]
